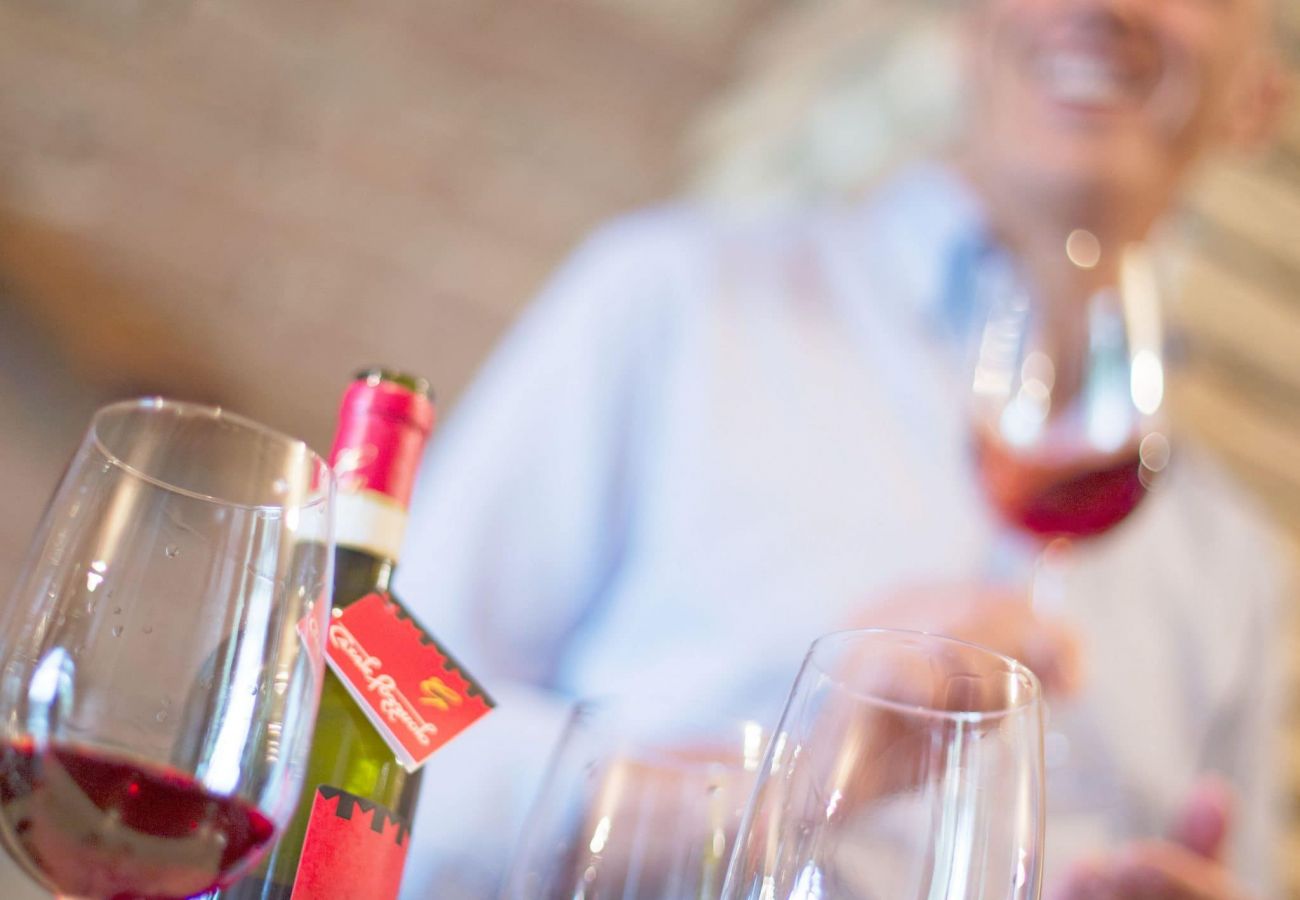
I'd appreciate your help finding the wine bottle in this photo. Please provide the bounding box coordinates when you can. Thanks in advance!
[216,368,436,900]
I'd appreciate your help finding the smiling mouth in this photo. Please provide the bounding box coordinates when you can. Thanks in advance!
[1037,50,1152,111]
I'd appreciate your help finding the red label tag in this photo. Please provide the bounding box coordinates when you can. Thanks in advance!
[290,787,409,900]
[325,592,494,770]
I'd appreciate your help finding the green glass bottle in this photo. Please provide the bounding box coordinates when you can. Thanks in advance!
[217,368,435,900]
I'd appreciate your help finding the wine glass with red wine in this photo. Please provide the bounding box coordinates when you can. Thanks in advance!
[968,237,1170,879]
[0,399,334,900]
[971,238,1170,561]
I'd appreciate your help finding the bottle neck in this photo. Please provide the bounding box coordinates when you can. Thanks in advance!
[332,546,395,607]
[334,489,409,564]
[327,373,433,603]
[332,489,408,606]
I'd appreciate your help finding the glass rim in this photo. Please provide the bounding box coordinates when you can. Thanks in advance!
[90,396,334,512]
[568,694,768,729]
[566,697,771,774]
[805,627,1043,723]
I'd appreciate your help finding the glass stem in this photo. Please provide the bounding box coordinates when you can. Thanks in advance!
[1031,537,1074,614]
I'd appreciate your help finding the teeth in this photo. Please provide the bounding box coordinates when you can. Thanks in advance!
[1042,53,1127,106]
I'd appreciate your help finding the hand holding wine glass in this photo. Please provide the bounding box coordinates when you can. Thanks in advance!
[0,399,334,900]
[968,235,1174,886]
[844,581,1084,702]
[1050,776,1256,900]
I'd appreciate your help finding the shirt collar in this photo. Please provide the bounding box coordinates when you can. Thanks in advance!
[850,160,994,338]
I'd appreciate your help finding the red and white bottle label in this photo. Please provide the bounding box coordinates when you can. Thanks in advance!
[325,592,494,771]
[290,787,409,900]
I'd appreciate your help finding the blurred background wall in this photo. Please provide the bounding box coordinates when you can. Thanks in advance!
[0,0,1296,893]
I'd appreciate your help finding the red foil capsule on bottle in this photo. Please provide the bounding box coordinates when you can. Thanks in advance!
[328,377,436,509]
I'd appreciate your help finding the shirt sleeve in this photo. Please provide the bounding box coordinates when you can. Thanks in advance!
[393,211,693,897]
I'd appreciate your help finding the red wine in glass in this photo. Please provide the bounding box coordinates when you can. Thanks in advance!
[969,242,1169,545]
[0,401,335,900]
[0,738,274,900]
[0,738,275,900]
[975,433,1156,539]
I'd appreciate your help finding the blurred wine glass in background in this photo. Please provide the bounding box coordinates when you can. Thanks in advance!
[504,700,769,900]
[968,235,1170,869]
[971,235,1169,554]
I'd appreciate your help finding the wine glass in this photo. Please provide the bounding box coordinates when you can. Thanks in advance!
[504,699,770,900]
[970,235,1170,572]
[0,398,335,900]
[967,236,1169,876]
[721,628,1045,900]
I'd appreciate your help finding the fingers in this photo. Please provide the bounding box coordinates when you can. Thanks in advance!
[1170,775,1234,861]
[1019,613,1084,699]
[1050,856,1117,900]
[852,581,1087,700]
[1051,842,1251,900]
[1111,841,1249,900]
[950,592,1084,701]
[1049,781,1244,900]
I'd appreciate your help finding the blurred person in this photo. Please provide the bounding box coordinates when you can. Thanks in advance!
[395,0,1291,897]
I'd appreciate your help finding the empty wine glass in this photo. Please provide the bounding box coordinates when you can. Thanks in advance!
[721,629,1045,900]
[504,700,770,900]
[0,398,334,899]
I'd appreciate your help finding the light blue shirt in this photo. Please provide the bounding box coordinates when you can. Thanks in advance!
[395,164,1287,898]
